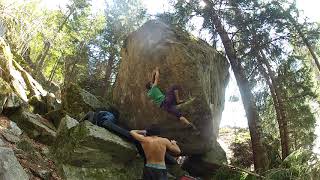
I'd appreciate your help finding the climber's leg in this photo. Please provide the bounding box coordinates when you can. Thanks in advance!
[164,85,182,105]
[100,120,133,140]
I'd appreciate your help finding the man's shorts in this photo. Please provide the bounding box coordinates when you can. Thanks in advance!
[143,165,168,180]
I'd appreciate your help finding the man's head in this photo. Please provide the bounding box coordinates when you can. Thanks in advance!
[108,106,120,120]
[146,124,161,136]
[145,81,152,90]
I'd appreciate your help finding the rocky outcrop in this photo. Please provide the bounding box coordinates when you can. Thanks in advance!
[52,121,143,179]
[0,37,60,114]
[113,20,229,154]
[61,84,107,120]
[9,109,57,144]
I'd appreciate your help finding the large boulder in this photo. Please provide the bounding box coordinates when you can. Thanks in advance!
[9,109,57,144]
[52,121,143,179]
[0,147,29,180]
[113,20,229,154]
[61,84,107,120]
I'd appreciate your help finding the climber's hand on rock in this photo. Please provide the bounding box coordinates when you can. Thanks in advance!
[170,140,177,145]
[138,130,147,136]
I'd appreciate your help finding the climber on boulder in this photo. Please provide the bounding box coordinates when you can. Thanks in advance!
[130,126,181,180]
[146,67,197,130]
[80,108,177,165]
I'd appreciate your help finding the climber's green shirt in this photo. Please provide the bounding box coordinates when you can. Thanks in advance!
[147,85,165,106]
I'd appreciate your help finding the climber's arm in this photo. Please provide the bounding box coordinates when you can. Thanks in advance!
[152,67,160,86]
[130,130,147,142]
[164,139,181,156]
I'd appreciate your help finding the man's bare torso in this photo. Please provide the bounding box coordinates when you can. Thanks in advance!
[141,136,167,165]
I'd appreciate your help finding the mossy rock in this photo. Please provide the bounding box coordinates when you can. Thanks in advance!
[9,109,56,144]
[29,95,48,115]
[0,78,13,113]
[56,115,79,135]
[52,121,138,168]
[61,84,108,120]
[43,109,67,128]
[52,121,143,179]
[60,162,143,180]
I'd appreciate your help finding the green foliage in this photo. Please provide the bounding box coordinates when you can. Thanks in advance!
[264,148,320,179]
[276,56,318,150]
[212,166,258,180]
[1,0,146,97]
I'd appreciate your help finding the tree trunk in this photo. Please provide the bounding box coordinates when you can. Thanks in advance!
[48,57,62,83]
[103,53,115,97]
[35,40,51,72]
[22,47,36,70]
[260,51,290,159]
[203,0,269,171]
[228,0,290,160]
[256,53,289,159]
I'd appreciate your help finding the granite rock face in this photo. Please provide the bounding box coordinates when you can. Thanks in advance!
[113,20,229,154]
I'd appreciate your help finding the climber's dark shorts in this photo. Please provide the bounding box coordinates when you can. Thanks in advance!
[143,166,168,180]
[160,85,182,118]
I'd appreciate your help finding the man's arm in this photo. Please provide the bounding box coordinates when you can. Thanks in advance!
[152,67,160,86]
[164,139,181,156]
[130,130,147,142]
